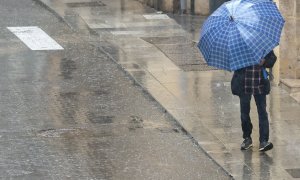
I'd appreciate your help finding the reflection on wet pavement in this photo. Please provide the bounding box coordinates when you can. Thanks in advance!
[7,0,300,179]
[0,0,232,179]
[47,1,300,178]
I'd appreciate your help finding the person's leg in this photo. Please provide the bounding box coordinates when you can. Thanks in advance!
[253,94,269,142]
[254,94,273,151]
[239,94,253,139]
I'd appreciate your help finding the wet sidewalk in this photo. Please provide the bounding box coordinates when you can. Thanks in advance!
[36,0,300,179]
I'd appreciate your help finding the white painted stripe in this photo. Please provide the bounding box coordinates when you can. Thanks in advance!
[110,31,145,35]
[143,14,170,20]
[7,26,64,50]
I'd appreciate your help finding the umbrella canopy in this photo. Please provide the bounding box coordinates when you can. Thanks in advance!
[198,0,285,71]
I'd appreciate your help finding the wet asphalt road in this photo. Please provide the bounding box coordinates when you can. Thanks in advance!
[31,0,300,179]
[0,0,231,179]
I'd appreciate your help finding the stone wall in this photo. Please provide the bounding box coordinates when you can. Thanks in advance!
[137,0,174,12]
[194,0,210,15]
[278,0,300,79]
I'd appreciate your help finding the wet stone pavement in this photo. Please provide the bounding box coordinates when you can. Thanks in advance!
[3,0,300,179]
[36,0,300,179]
[0,0,231,179]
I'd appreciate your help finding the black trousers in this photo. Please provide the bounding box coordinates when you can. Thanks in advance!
[239,93,269,143]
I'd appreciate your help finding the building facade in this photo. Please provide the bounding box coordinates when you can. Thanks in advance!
[137,0,227,15]
[277,0,300,79]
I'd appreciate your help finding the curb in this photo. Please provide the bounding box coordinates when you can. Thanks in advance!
[32,0,73,29]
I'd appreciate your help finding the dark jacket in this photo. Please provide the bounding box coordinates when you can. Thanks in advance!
[231,67,270,96]
[231,68,245,96]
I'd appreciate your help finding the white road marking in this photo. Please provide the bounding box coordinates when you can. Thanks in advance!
[7,26,64,50]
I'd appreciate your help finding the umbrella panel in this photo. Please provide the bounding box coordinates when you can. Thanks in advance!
[198,0,285,71]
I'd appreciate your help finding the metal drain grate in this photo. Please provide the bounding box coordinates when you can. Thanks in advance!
[142,36,218,71]
[66,1,106,8]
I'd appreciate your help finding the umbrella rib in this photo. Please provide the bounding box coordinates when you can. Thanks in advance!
[206,23,231,70]
[198,0,284,71]
[229,26,258,70]
[200,16,228,38]
[234,1,282,20]
[237,14,284,23]
[237,17,284,45]
[235,22,276,64]
[201,25,227,63]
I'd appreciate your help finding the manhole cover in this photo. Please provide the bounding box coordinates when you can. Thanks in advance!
[141,37,218,71]
[66,1,106,7]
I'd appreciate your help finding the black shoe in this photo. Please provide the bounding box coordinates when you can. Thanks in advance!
[241,138,253,150]
[259,142,273,152]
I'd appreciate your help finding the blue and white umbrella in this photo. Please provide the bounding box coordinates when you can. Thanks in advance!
[198,0,285,71]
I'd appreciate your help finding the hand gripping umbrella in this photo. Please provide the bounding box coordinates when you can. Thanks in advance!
[198,0,285,71]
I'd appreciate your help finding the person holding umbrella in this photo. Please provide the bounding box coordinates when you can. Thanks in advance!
[231,51,276,151]
[197,0,284,151]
